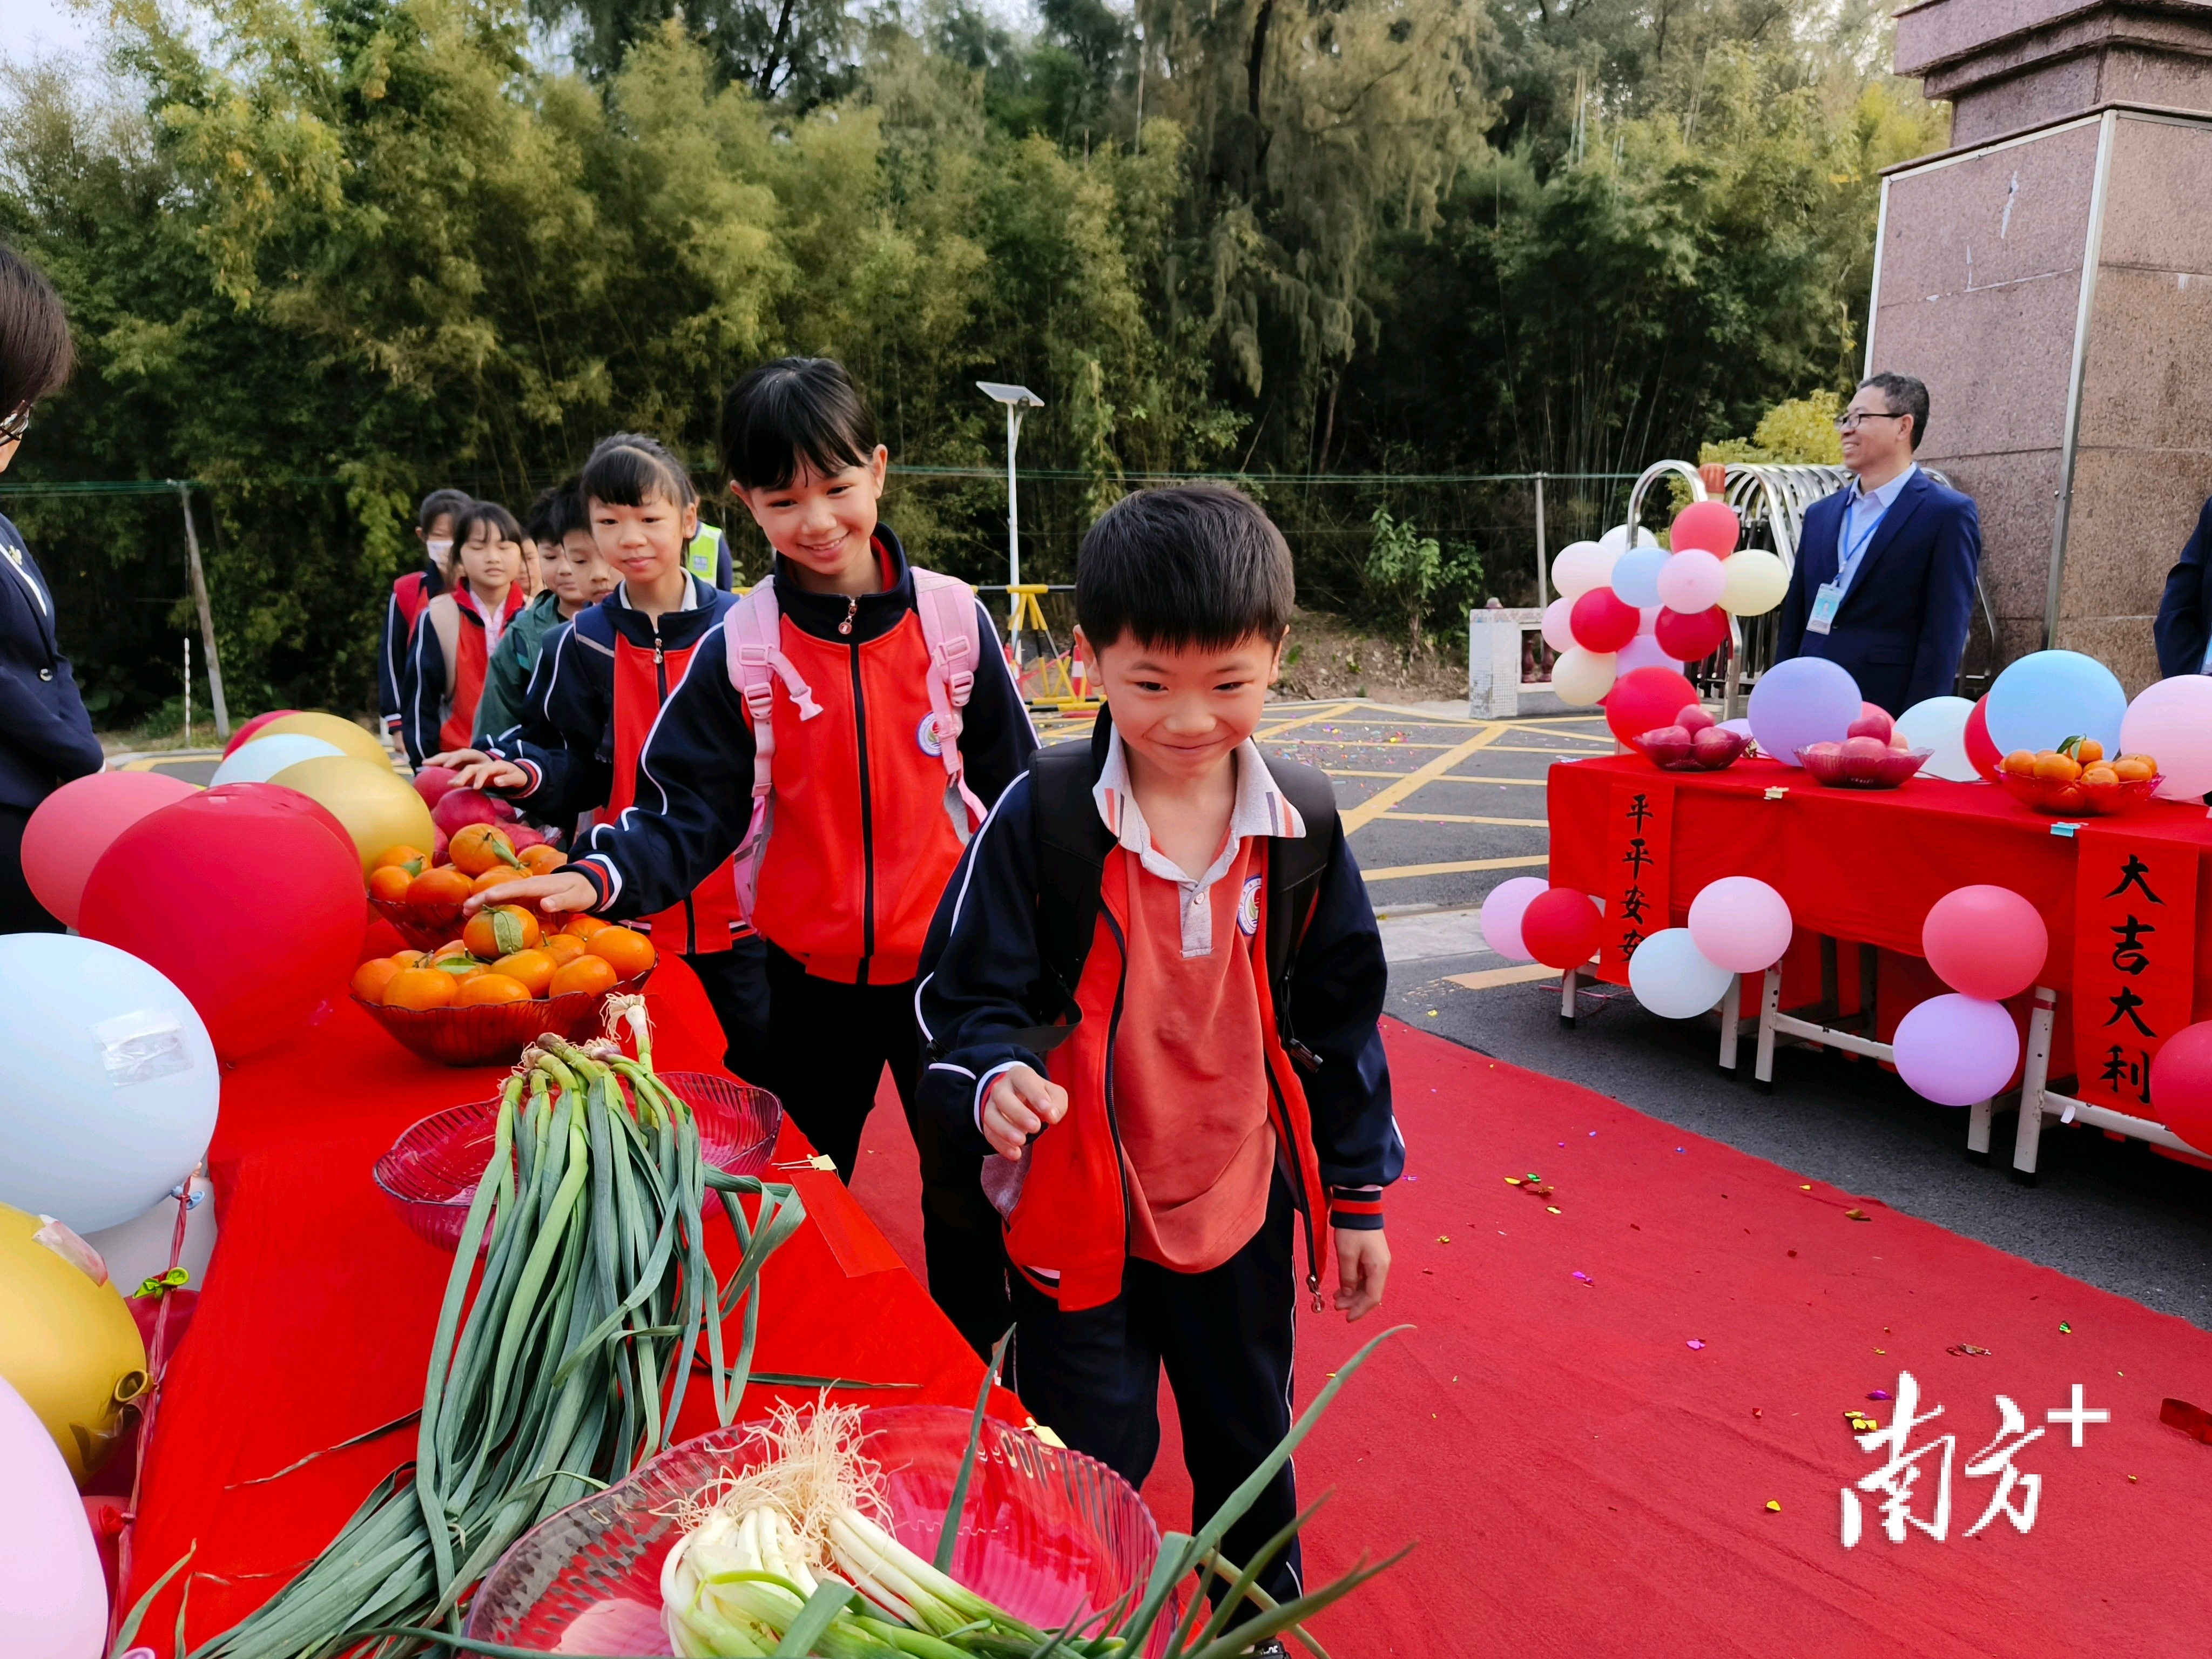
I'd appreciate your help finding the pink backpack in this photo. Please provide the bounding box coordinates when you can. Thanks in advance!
[725,569,988,920]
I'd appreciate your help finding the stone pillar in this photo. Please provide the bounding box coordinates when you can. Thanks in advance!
[1873,0,2212,690]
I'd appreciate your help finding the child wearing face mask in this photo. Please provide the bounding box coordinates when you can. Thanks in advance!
[464,362,1036,1358]
[399,499,528,766]
[379,487,471,746]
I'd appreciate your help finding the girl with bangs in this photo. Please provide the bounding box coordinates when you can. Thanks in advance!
[399,498,528,767]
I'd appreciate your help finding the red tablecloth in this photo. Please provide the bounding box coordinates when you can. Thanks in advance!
[125,959,1013,1645]
[1548,756,2212,1097]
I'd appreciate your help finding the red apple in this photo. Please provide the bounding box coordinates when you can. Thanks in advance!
[431,785,518,837]
[505,824,545,850]
[1691,726,1742,768]
[1639,724,1692,766]
[412,764,460,809]
[1848,704,1894,744]
[1677,703,1717,736]
[1840,734,1891,781]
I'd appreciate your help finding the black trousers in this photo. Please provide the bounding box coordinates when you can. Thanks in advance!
[684,934,774,1088]
[759,942,1012,1359]
[0,805,64,935]
[1008,1176,1302,1609]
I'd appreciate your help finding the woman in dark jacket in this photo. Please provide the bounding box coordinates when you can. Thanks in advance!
[0,244,104,931]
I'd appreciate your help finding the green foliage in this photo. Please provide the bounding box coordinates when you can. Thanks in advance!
[1700,388,1845,466]
[0,0,1945,717]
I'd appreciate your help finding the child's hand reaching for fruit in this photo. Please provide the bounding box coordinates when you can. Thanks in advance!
[463,870,599,916]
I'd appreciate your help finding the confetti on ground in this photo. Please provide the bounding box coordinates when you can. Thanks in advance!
[1752,1407,1762,1418]
[1572,1271,1591,1284]
[1546,1206,1561,1215]
[1799,1184,1812,1191]
[2060,1321,2073,1334]
[2129,1474,2139,1482]
[1765,1501,1782,1513]
[1844,1209,1871,1222]
[1676,1147,1686,1154]
[1687,1339,1707,1351]
[1946,1344,1992,1358]
[1437,1235,1452,1244]
[1867,1390,1893,1401]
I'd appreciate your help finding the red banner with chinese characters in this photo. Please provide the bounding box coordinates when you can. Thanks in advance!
[1600,778,1675,977]
[2071,822,2200,1113]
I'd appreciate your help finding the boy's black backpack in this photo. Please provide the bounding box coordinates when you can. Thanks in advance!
[1014,726,1340,1069]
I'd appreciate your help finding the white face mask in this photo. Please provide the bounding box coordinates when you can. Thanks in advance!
[426,537,454,563]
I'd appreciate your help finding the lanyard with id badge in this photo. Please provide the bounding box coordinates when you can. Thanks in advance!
[1808,495,1887,636]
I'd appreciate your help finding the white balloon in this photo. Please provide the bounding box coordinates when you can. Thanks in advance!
[0,1376,106,1659]
[83,1174,217,1300]
[1598,523,1660,555]
[1687,876,1793,973]
[1719,549,1789,617]
[1656,548,1727,612]
[1615,633,1681,675]
[2120,675,2212,800]
[1479,876,1550,963]
[0,936,219,1233]
[1628,928,1736,1020]
[1550,646,1617,706]
[1540,597,1577,653]
[1896,695,1978,783]
[209,732,345,787]
[1549,541,1616,601]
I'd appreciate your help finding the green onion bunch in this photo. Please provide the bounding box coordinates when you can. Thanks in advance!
[191,1008,806,1658]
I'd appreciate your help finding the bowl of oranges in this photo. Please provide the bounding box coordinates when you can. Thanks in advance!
[1995,737,2163,817]
[350,911,659,1067]
[369,824,567,952]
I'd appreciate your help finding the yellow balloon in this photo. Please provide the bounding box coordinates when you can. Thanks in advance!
[0,1202,149,1484]
[1719,549,1789,618]
[269,755,437,875]
[252,711,393,769]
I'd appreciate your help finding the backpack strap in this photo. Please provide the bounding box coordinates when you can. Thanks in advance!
[1258,751,1341,1071]
[911,568,989,840]
[424,594,461,698]
[1012,736,1113,1056]
[723,577,822,918]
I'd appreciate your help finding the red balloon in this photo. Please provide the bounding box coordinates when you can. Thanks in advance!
[1521,887,1603,970]
[221,709,301,758]
[1653,605,1730,663]
[1568,587,1640,653]
[2151,1022,2212,1153]
[21,770,201,929]
[1603,665,1702,745]
[1963,695,2002,781]
[1921,884,2048,1002]
[1670,500,1741,556]
[78,785,365,1062]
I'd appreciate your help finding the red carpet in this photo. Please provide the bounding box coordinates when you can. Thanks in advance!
[852,1020,2212,1657]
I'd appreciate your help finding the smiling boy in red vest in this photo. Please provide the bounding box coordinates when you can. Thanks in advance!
[914,484,1402,1628]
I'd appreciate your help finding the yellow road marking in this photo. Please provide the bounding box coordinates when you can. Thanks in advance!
[1445,963,1566,992]
[1340,726,1510,833]
[1361,855,1549,881]
[1276,738,1465,751]
[1378,812,1548,827]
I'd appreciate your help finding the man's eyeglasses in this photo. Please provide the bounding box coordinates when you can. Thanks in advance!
[0,402,29,446]
[1833,409,1905,433]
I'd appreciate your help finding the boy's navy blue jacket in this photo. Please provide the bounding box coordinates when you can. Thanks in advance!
[913,711,1401,1294]
[0,512,104,811]
[539,527,1034,983]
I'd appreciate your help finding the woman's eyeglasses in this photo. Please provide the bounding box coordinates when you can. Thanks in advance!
[0,402,30,445]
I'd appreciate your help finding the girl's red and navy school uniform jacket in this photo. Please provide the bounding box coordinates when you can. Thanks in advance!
[377,558,443,739]
[398,583,527,766]
[487,572,748,956]
[912,710,1400,1313]
[559,526,1036,987]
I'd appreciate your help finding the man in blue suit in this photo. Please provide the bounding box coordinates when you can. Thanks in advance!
[2152,499,2212,677]
[1775,373,1982,715]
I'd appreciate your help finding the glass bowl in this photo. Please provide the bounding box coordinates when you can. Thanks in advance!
[374,1070,780,1251]
[352,966,653,1068]
[1793,744,1932,789]
[1628,727,1748,772]
[368,893,466,953]
[464,1404,1164,1656]
[1997,770,2166,817]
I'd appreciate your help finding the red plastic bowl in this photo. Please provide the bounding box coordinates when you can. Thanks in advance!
[353,966,653,1068]
[1997,770,2166,817]
[374,1070,780,1251]
[1628,727,1748,772]
[1793,744,1932,789]
[464,1405,1164,1656]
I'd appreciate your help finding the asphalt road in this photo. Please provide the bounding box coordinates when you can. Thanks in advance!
[134,702,2212,1327]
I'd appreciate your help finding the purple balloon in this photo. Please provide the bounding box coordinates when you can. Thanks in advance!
[1748,656,1862,768]
[1893,994,2020,1107]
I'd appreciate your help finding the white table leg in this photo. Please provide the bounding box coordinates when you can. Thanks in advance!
[2011,988,2058,1183]
[1719,974,1742,1074]
[1560,966,1580,1029]
[1967,1098,1993,1161]
[1753,965,1782,1092]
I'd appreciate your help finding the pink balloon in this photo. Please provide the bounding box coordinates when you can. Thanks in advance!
[1569,587,1640,653]
[21,771,200,929]
[1671,500,1742,556]
[2151,1022,2212,1153]
[1687,876,1793,973]
[1540,597,1577,654]
[1922,885,2048,1002]
[1893,994,2020,1107]
[0,1376,107,1657]
[1479,875,1550,963]
[1655,548,1727,612]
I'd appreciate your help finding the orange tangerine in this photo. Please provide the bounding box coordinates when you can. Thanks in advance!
[492,948,556,997]
[383,967,458,1010]
[561,915,612,940]
[369,866,413,902]
[375,844,429,873]
[463,905,542,960]
[2033,752,2081,784]
[471,866,525,897]
[2001,750,2038,777]
[519,844,568,875]
[2073,738,2105,764]
[351,957,404,1002]
[586,925,656,980]
[408,865,475,907]
[456,973,532,1006]
[449,823,521,877]
[544,934,586,966]
[550,954,619,997]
